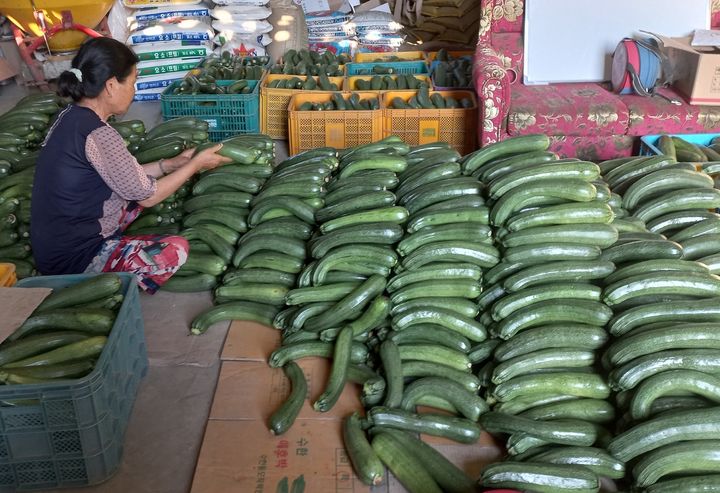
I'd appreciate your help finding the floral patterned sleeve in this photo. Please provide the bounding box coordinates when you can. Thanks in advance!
[85,125,157,201]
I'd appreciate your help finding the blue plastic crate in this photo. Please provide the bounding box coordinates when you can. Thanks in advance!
[346,61,428,76]
[640,133,720,157]
[0,273,148,490]
[160,79,260,141]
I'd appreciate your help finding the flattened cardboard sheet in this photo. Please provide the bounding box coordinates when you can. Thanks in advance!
[221,320,281,362]
[209,359,363,421]
[191,419,387,493]
[0,287,51,344]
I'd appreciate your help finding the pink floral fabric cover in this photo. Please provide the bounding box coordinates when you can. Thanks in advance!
[497,133,634,161]
[625,86,720,136]
[546,135,634,161]
[482,0,524,34]
[473,47,511,145]
[507,83,629,137]
[473,0,720,157]
[491,33,524,81]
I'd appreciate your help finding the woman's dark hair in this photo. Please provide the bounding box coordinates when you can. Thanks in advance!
[57,37,139,102]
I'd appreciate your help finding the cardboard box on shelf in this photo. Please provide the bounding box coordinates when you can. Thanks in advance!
[659,34,720,105]
[191,419,388,493]
[209,358,363,421]
[221,320,281,362]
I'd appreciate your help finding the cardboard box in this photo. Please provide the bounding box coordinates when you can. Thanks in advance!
[389,436,503,493]
[659,35,720,105]
[221,320,281,362]
[191,419,503,493]
[209,359,363,421]
[191,419,388,493]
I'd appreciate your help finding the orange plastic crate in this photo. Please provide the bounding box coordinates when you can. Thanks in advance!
[260,74,345,140]
[345,74,431,92]
[288,92,384,155]
[0,263,16,287]
[382,90,477,155]
[354,51,426,63]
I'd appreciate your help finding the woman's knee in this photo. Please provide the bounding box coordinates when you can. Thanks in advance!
[166,235,190,268]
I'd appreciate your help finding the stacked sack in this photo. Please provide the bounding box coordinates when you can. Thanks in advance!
[0,93,67,279]
[125,2,215,101]
[347,11,404,54]
[211,1,273,57]
[392,0,478,47]
[596,154,720,491]
[305,10,354,56]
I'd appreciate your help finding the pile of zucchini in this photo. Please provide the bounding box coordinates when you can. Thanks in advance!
[266,74,340,91]
[352,74,428,91]
[350,64,407,76]
[655,134,720,162]
[171,77,257,96]
[0,92,67,279]
[123,118,211,238]
[196,52,268,80]
[390,86,473,109]
[268,138,410,433]
[110,119,146,155]
[346,142,504,490]
[190,143,328,330]
[0,274,124,384]
[175,132,720,490]
[431,49,472,88]
[643,146,720,273]
[457,136,619,492]
[269,49,348,77]
[171,52,267,96]
[165,135,275,297]
[596,155,720,491]
[296,94,379,112]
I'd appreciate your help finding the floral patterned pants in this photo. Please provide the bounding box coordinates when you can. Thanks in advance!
[101,234,189,294]
[85,206,189,294]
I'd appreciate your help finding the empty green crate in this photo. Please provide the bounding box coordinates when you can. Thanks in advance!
[0,273,148,490]
[160,79,260,141]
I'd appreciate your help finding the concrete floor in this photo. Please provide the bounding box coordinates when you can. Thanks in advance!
[0,81,290,493]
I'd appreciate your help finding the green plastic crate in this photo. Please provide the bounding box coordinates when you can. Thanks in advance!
[346,61,428,76]
[0,273,147,490]
[160,79,260,141]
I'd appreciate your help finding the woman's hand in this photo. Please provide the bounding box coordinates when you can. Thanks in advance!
[190,144,232,172]
[165,148,194,171]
